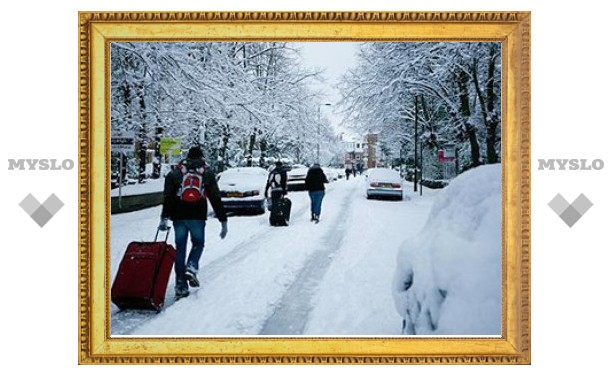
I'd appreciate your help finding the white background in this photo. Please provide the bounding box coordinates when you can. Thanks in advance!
[1,0,610,376]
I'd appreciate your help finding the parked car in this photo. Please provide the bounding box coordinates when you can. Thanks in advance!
[323,167,337,182]
[286,164,309,191]
[217,167,269,214]
[365,168,403,200]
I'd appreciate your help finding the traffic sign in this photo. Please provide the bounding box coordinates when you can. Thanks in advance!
[160,137,181,155]
[111,132,135,154]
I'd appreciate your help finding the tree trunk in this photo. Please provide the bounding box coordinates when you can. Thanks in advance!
[458,69,471,119]
[137,85,147,182]
[420,95,434,133]
[259,138,268,167]
[218,124,230,172]
[467,123,481,168]
[457,69,480,168]
[485,46,500,164]
[414,95,419,192]
[471,50,500,165]
[247,130,256,167]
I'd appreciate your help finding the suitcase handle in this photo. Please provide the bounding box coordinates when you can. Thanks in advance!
[155,227,171,243]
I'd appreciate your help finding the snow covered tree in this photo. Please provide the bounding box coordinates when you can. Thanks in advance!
[111,42,328,174]
[339,42,501,173]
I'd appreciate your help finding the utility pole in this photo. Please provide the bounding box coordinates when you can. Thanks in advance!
[317,103,332,164]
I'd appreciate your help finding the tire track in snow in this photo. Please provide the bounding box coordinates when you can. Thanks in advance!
[198,185,338,285]
[258,183,358,335]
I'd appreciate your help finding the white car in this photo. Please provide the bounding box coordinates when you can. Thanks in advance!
[287,164,309,191]
[323,167,337,182]
[217,167,269,214]
[365,168,403,200]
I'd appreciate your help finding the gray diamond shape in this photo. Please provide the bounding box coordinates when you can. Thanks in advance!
[548,193,570,216]
[571,193,593,215]
[559,206,582,228]
[42,194,64,215]
[30,205,54,227]
[19,194,41,216]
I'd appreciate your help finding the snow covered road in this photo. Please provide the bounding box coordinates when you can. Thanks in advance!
[110,175,436,336]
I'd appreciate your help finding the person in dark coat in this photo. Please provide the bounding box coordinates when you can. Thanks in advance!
[265,161,288,200]
[158,146,228,299]
[265,161,289,224]
[305,163,329,223]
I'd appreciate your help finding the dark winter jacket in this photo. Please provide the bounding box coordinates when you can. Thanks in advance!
[305,166,328,192]
[161,158,227,222]
[265,166,288,196]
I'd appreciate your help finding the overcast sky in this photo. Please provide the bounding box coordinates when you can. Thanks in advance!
[294,42,360,137]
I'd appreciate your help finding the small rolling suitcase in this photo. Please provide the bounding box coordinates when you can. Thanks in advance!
[111,229,176,311]
[269,197,292,226]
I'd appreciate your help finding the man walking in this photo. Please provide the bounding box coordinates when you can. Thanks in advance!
[158,146,228,299]
[265,160,289,225]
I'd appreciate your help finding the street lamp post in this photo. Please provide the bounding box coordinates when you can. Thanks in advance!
[317,103,332,164]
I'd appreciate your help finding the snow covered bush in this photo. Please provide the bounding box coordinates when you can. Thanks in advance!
[420,179,449,189]
[392,164,501,335]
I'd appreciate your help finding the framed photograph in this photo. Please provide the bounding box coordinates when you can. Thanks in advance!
[79,11,530,364]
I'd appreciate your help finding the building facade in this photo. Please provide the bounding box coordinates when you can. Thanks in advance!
[340,132,379,170]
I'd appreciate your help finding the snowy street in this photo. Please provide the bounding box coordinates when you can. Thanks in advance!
[111,175,436,336]
[108,41,503,337]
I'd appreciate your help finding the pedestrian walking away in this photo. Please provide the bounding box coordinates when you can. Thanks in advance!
[265,161,288,202]
[305,163,328,223]
[265,161,291,226]
[345,167,351,180]
[158,146,228,299]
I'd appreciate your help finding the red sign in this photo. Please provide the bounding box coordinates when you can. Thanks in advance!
[437,149,456,163]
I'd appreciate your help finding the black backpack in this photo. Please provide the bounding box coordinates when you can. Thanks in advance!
[268,171,282,190]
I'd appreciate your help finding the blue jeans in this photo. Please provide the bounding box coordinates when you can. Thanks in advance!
[173,219,206,292]
[309,190,325,217]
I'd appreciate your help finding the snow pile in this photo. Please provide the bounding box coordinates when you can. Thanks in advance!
[110,178,164,197]
[392,164,501,335]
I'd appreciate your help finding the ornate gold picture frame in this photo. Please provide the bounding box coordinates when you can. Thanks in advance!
[78,11,530,364]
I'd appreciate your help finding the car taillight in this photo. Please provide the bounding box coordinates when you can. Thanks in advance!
[370,182,379,188]
[391,183,401,188]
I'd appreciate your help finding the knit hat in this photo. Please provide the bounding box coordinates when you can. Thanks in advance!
[187,146,203,159]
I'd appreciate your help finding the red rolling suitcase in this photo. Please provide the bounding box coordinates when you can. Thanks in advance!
[111,229,176,312]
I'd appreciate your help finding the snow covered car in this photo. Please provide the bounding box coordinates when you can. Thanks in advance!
[217,167,269,214]
[392,164,501,335]
[286,164,309,191]
[365,168,403,200]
